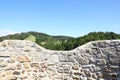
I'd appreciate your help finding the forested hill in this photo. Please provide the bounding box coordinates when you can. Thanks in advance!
[0,31,120,50]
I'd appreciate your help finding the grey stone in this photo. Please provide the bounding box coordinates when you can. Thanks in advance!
[58,54,69,62]
[0,40,119,80]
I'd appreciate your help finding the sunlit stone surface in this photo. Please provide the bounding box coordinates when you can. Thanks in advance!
[0,40,120,80]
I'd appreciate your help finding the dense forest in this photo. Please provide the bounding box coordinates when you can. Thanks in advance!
[0,31,120,50]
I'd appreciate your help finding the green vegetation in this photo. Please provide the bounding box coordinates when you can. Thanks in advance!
[0,31,120,50]
[25,34,36,42]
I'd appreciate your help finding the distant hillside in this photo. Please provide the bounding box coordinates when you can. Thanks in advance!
[0,31,120,50]
[25,34,36,42]
[0,31,73,50]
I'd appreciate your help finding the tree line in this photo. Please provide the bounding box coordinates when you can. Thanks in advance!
[0,31,120,50]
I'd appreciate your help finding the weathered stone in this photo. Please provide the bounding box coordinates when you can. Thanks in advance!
[110,58,119,65]
[0,61,7,67]
[88,77,96,80]
[58,54,69,62]
[97,59,106,65]
[110,41,119,46]
[8,56,16,63]
[72,65,79,70]
[0,40,119,80]
[23,62,30,69]
[46,68,56,74]
[92,48,101,54]
[1,41,7,47]
[13,71,20,75]
[19,74,28,79]
[63,75,70,80]
[47,63,54,66]
[74,72,82,76]
[16,63,22,70]
[95,66,101,72]
[26,68,32,72]
[98,73,103,78]
[4,75,17,80]
[109,73,118,79]
[3,71,13,76]
[57,66,64,73]
[24,46,31,52]
[41,63,47,68]
[110,66,119,70]
[38,72,46,77]
[0,47,7,52]
[21,69,25,74]
[67,55,76,63]
[17,55,31,62]
[72,77,79,80]
[31,63,39,67]
[33,67,39,72]
[77,58,89,65]
[97,42,109,48]
[4,65,16,71]
[63,66,70,74]
[84,70,91,77]
[92,74,97,79]
[116,46,120,51]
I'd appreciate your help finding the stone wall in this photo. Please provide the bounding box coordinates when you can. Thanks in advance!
[0,40,120,80]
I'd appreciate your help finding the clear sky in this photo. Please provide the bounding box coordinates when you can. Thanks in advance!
[0,0,120,37]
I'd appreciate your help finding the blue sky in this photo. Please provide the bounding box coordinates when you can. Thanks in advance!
[0,0,120,37]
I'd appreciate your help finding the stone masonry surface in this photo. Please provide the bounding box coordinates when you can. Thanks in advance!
[0,40,120,80]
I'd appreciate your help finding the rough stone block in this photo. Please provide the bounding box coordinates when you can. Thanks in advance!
[17,55,31,62]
